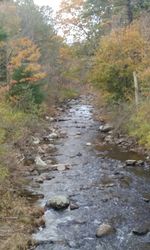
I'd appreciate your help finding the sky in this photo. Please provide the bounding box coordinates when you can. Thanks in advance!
[34,0,61,12]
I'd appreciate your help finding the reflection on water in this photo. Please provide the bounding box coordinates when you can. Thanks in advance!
[94,144,145,162]
[130,167,150,180]
[94,144,150,180]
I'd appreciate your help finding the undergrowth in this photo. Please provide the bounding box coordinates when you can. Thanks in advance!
[0,99,41,250]
[109,98,150,149]
[127,100,150,148]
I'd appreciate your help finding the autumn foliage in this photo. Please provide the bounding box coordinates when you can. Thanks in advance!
[5,38,46,110]
[91,23,150,102]
[9,37,46,84]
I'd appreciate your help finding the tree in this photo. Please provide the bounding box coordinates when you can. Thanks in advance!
[57,0,112,47]
[91,23,150,102]
[0,28,7,82]
[8,37,46,110]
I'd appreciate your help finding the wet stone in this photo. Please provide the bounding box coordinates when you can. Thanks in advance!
[132,224,149,236]
[136,160,144,166]
[142,193,150,203]
[51,164,71,171]
[35,174,54,183]
[96,223,115,237]
[99,124,113,133]
[70,202,79,210]
[46,195,70,210]
[125,160,137,166]
[32,137,40,145]
[76,152,82,157]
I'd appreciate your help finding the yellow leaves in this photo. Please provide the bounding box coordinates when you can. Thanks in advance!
[0,41,6,48]
[34,72,47,80]
[25,63,41,73]
[8,37,46,85]
[97,23,150,71]
[91,22,150,102]
[10,38,41,70]
[59,46,73,60]
[11,57,22,68]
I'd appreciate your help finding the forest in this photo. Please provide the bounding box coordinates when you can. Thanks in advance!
[0,0,150,249]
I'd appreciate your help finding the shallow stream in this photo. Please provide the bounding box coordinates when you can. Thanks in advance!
[33,97,150,250]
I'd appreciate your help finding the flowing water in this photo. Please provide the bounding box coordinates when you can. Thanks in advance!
[33,96,150,250]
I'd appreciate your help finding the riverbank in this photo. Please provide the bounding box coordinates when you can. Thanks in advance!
[92,91,150,160]
[0,92,79,250]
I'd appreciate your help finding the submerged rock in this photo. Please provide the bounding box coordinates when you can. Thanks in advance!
[50,164,71,171]
[46,195,70,210]
[96,223,115,237]
[35,173,54,183]
[132,224,149,236]
[76,152,82,157]
[142,193,150,203]
[70,202,79,210]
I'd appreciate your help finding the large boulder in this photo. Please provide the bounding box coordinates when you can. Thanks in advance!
[46,195,70,210]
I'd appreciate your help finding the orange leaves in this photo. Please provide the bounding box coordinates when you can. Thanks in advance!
[26,63,41,72]
[10,38,41,70]
[9,37,46,85]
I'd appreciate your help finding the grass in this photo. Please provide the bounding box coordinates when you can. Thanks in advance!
[92,83,150,150]
[59,86,79,101]
[0,101,28,144]
[0,99,43,250]
[102,96,150,149]
[127,100,150,148]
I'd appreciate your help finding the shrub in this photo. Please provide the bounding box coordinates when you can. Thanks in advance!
[0,100,28,143]
[8,66,45,111]
[128,100,150,147]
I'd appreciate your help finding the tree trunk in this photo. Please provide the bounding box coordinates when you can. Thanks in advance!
[126,0,133,24]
